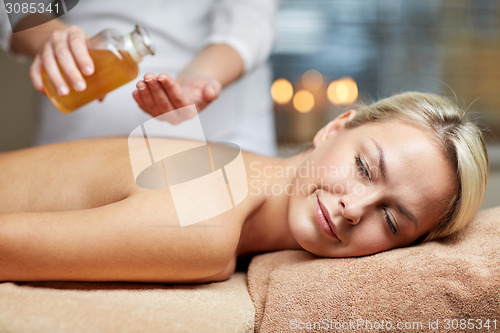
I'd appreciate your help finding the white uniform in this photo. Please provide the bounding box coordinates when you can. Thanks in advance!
[0,0,278,155]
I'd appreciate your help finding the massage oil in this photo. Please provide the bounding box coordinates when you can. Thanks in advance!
[42,25,155,114]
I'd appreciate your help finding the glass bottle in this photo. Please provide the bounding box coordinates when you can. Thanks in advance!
[42,25,155,114]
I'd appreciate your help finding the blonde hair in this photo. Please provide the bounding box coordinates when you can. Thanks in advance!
[347,92,489,241]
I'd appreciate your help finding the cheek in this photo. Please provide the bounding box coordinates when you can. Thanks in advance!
[347,224,397,255]
[296,154,355,195]
[287,192,308,230]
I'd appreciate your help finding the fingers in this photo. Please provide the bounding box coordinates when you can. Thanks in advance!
[134,74,171,117]
[51,26,87,92]
[134,80,155,114]
[202,80,222,102]
[158,73,188,108]
[145,73,174,114]
[39,26,91,96]
[132,86,147,111]
[41,40,70,96]
[134,76,166,118]
[30,55,45,94]
[134,73,191,118]
[67,25,94,76]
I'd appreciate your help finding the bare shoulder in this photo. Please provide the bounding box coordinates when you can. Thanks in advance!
[125,138,261,282]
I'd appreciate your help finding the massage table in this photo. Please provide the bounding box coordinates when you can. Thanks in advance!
[1,206,498,332]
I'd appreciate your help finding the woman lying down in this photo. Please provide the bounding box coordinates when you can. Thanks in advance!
[0,92,489,283]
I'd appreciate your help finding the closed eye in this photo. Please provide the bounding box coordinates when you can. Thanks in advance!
[384,208,398,235]
[355,155,371,180]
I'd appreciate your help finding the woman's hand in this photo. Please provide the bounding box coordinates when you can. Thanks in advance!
[30,25,94,96]
[132,72,222,124]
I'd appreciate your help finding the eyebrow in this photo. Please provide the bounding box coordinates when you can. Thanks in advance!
[370,138,418,228]
[396,204,418,228]
[371,138,387,179]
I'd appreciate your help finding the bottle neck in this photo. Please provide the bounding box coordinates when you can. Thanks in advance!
[123,25,155,63]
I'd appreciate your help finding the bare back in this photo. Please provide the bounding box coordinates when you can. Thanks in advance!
[0,138,150,213]
[0,137,254,282]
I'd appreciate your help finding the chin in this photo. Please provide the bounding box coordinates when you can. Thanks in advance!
[288,217,329,257]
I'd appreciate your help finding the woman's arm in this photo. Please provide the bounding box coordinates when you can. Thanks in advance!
[0,190,240,283]
[10,15,67,58]
[132,0,279,120]
[207,0,279,72]
[178,44,244,89]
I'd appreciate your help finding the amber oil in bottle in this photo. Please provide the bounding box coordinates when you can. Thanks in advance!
[42,25,155,113]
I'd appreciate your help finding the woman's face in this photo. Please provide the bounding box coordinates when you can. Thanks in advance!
[288,113,457,257]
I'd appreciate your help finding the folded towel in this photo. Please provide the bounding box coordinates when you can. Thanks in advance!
[0,272,254,333]
[248,207,500,333]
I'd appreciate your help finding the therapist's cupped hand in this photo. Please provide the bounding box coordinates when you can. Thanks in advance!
[132,73,222,124]
[30,25,94,96]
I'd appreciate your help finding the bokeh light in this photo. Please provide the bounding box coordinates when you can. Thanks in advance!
[327,77,358,105]
[271,78,294,104]
[302,69,323,91]
[293,90,315,113]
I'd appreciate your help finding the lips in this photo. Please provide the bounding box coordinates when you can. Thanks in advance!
[314,196,340,241]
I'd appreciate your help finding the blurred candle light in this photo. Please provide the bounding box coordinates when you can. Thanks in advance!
[271,78,294,104]
[302,69,323,91]
[293,90,315,113]
[327,77,358,105]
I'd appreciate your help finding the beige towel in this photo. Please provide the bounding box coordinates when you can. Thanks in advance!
[0,272,254,333]
[248,207,500,333]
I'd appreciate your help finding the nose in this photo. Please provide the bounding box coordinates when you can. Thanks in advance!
[338,188,381,225]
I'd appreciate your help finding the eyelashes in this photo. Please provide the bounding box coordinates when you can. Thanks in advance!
[355,155,370,180]
[384,208,397,235]
[355,154,398,236]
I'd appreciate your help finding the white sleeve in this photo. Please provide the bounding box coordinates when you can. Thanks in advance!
[0,4,29,62]
[204,0,280,72]
[0,3,12,53]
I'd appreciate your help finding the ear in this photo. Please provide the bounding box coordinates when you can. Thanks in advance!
[313,110,357,147]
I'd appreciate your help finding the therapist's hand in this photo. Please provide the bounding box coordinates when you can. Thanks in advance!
[30,25,94,96]
[133,72,222,124]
